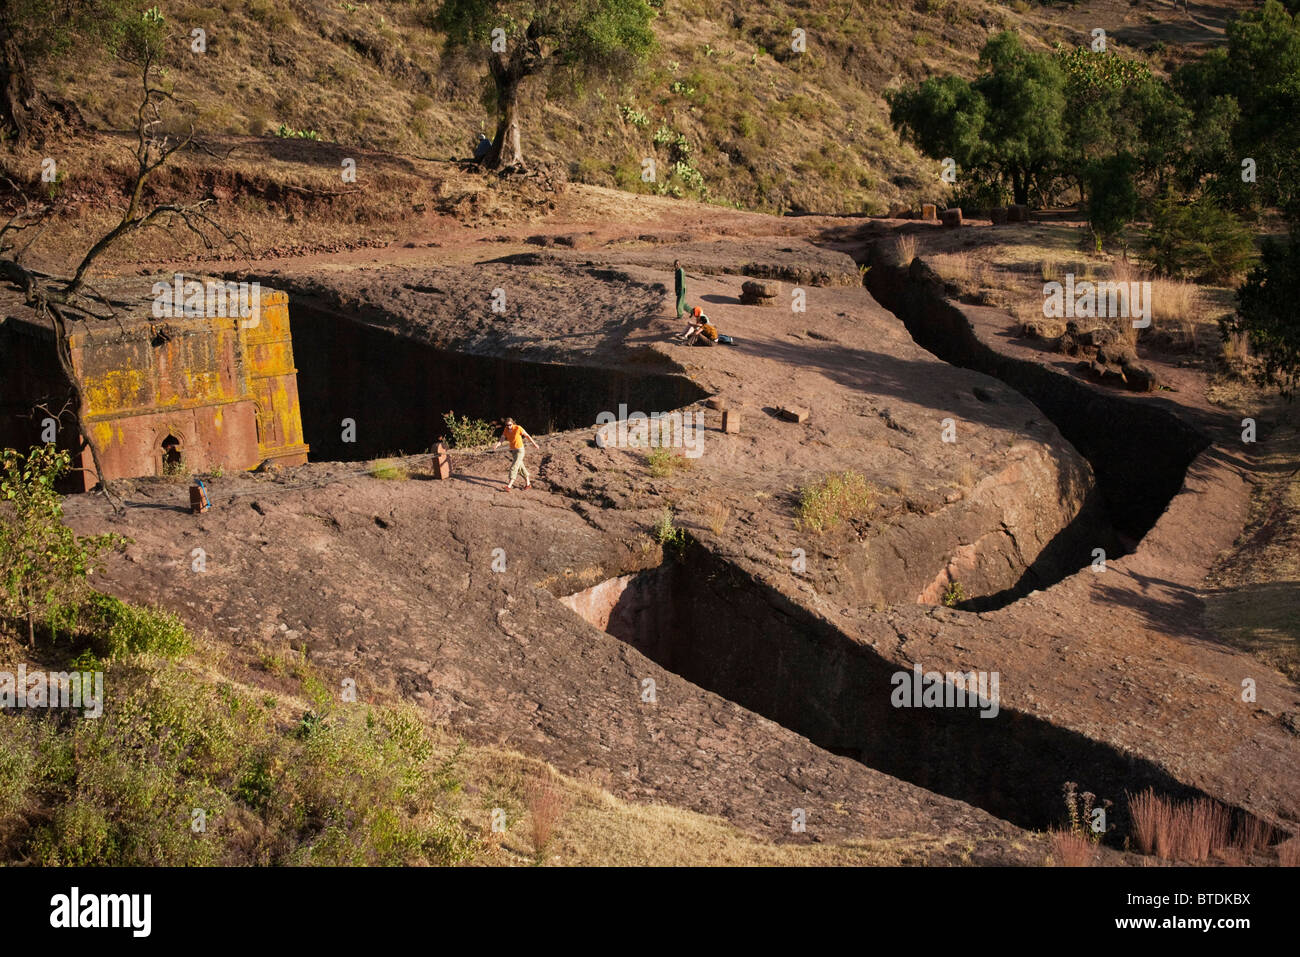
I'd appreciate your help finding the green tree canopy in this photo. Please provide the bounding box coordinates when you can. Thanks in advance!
[1224,229,1300,397]
[889,32,1067,206]
[1176,1,1300,216]
[434,0,656,169]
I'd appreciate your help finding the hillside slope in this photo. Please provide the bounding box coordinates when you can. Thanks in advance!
[27,0,1242,215]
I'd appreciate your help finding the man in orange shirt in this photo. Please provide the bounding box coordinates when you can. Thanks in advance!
[492,417,540,491]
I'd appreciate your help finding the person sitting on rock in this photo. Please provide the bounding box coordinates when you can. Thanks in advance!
[687,317,720,346]
[678,305,709,341]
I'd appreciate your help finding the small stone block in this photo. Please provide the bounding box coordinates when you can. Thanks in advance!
[722,410,740,433]
[778,406,810,423]
[432,442,451,479]
[706,397,726,410]
[921,203,938,220]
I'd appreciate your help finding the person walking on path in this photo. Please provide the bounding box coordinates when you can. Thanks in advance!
[493,417,540,491]
[674,259,688,319]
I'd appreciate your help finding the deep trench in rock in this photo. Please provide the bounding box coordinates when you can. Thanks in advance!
[860,252,1211,545]
[560,546,1264,838]
[289,302,708,460]
[556,252,1239,838]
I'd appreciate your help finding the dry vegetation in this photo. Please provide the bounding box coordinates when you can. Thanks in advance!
[1049,828,1097,867]
[0,617,1025,867]
[915,221,1238,366]
[21,0,1074,220]
[1127,788,1279,864]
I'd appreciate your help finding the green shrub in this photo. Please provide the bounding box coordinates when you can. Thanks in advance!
[652,508,686,552]
[797,471,876,532]
[646,447,691,478]
[1223,229,1300,397]
[0,446,126,646]
[81,592,191,659]
[942,581,968,607]
[441,411,495,448]
[1144,195,1257,283]
[619,104,649,126]
[1084,153,1140,252]
[274,123,319,140]
[0,657,477,866]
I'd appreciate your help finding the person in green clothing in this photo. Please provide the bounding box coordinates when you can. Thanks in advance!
[673,259,687,319]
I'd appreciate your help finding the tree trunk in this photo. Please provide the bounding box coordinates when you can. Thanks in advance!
[487,67,524,170]
[48,304,119,508]
[1011,169,1029,207]
[0,17,37,145]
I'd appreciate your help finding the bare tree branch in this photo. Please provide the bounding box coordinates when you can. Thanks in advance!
[0,26,249,511]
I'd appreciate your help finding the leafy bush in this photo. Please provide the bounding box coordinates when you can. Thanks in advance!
[0,446,125,646]
[1084,153,1139,251]
[0,657,477,865]
[1144,195,1257,282]
[441,411,495,448]
[797,471,876,532]
[942,581,968,608]
[274,123,319,140]
[80,592,191,659]
[618,104,648,126]
[1223,230,1300,396]
[652,508,686,552]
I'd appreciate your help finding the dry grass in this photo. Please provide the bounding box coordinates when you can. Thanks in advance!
[1279,837,1300,867]
[524,772,569,861]
[1109,260,1209,351]
[1182,798,1232,861]
[1232,813,1277,855]
[705,500,731,535]
[1127,789,1269,863]
[895,233,918,267]
[646,446,693,478]
[929,251,985,286]
[1049,829,1097,867]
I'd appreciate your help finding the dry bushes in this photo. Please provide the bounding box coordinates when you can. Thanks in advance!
[1110,260,1206,352]
[525,773,570,861]
[1050,829,1097,866]
[895,233,918,267]
[1127,789,1279,863]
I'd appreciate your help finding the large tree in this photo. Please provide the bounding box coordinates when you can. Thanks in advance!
[0,0,140,144]
[1224,229,1300,397]
[1176,1,1300,215]
[1,8,243,506]
[888,32,1066,206]
[434,0,656,170]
